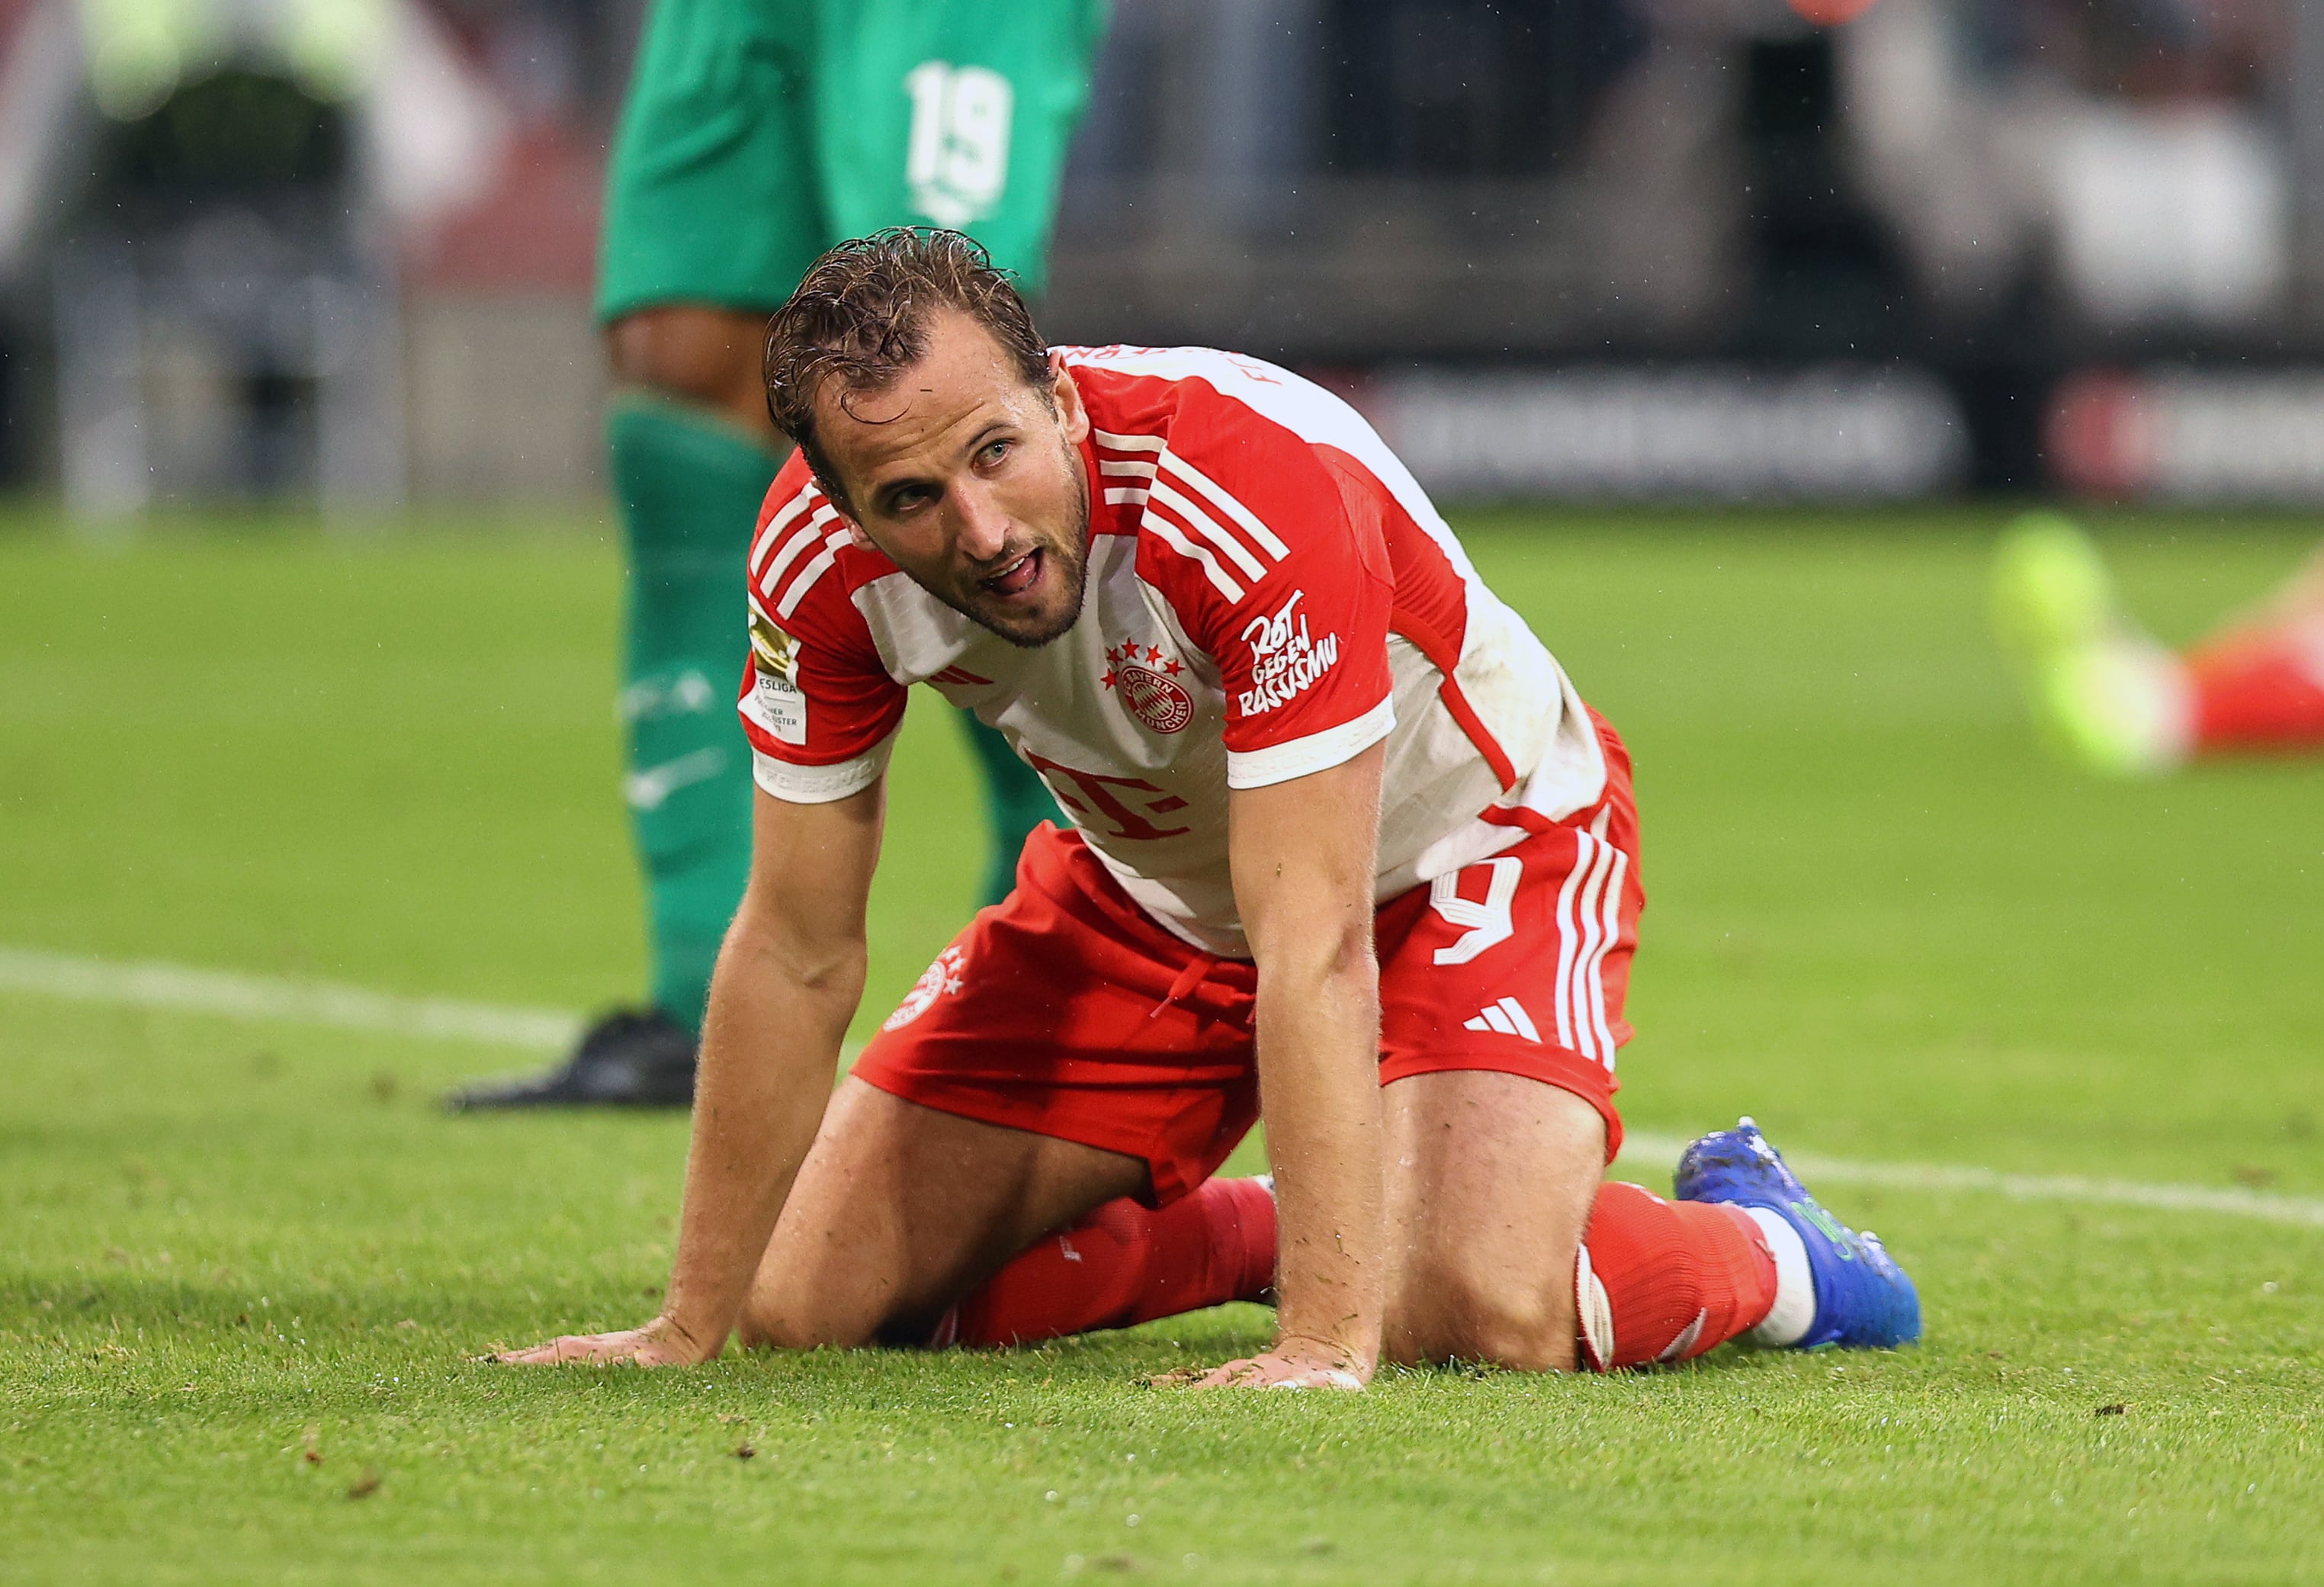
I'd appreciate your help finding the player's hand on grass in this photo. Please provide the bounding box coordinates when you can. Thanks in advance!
[1183,1335,1370,1391]
[493,1315,715,1367]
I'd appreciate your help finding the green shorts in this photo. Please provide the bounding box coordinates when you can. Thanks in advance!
[595,0,1106,322]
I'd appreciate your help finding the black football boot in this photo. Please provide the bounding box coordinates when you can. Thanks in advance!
[443,1008,697,1110]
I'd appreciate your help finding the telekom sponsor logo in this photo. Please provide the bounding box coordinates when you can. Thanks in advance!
[1237,590,1339,717]
[1025,752,1192,841]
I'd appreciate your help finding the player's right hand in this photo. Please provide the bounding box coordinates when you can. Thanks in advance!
[492,1316,714,1367]
[1181,1335,1371,1391]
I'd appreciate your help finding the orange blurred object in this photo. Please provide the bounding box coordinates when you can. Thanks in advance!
[1787,0,1881,22]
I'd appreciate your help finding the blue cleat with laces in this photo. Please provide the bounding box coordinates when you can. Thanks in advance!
[1674,1117,1921,1351]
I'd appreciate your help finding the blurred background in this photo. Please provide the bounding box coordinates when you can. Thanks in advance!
[5,15,2322,1571]
[1,0,2320,518]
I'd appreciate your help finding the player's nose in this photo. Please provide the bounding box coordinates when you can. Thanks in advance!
[952,482,1014,563]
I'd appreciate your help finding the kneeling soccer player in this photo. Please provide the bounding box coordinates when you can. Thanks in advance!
[499,230,1919,1386]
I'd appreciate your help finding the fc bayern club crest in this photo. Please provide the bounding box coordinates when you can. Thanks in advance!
[1103,641,1193,734]
[883,946,965,1032]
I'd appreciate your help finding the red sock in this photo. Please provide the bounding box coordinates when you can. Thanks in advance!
[2185,628,2324,753]
[939,1177,1277,1348]
[1574,1181,1777,1370]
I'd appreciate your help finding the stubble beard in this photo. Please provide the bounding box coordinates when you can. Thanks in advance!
[952,486,1093,651]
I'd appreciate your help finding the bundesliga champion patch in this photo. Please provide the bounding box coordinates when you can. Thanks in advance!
[748,609,808,744]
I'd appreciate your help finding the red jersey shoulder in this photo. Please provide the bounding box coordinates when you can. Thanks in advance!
[1077,365,1386,630]
[1072,358,1395,754]
[740,459,905,767]
[748,458,895,632]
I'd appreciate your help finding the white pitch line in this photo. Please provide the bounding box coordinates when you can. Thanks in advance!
[1617,1131,2324,1231]
[6,943,2322,1230]
[0,944,582,1052]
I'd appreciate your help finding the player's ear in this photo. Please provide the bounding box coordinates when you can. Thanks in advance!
[1048,353,1089,445]
[839,513,877,551]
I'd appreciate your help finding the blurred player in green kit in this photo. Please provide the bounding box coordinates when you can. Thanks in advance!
[450,0,1106,1109]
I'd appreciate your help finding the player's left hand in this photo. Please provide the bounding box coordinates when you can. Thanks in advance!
[1181,1335,1371,1391]
[490,1316,711,1367]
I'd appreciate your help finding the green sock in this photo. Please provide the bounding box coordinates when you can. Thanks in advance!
[606,396,780,1033]
[960,714,1057,907]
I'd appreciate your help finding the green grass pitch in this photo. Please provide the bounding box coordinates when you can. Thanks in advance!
[2,505,2321,1584]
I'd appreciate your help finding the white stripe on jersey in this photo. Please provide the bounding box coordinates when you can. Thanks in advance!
[751,487,821,567]
[758,506,839,599]
[1146,478,1268,583]
[1160,449,1292,560]
[1552,837,1589,1052]
[1587,847,1628,1069]
[1103,487,1151,506]
[1141,514,1245,602]
[777,532,850,618]
[1092,428,1166,451]
[1568,834,1617,1063]
[1094,428,1291,591]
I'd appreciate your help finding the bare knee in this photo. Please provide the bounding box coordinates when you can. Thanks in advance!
[1390,1267,1579,1374]
[735,1248,900,1354]
[733,1241,955,1355]
[735,1287,878,1354]
[734,1291,808,1352]
[733,1305,807,1353]
[1456,1295,1580,1374]
[605,304,776,436]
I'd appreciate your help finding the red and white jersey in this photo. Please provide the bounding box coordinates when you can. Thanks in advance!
[738,345,1607,956]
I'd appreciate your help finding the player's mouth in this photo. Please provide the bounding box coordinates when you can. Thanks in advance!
[979,547,1045,602]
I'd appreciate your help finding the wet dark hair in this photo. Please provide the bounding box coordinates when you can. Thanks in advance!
[762,227,1052,509]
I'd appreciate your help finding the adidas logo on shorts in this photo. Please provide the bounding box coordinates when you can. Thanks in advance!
[1462,996,1540,1042]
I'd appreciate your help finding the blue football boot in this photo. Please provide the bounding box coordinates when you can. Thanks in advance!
[1674,1117,1921,1351]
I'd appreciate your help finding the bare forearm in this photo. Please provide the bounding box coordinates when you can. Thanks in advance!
[657,920,864,1354]
[487,785,882,1373]
[1253,959,1385,1370]
[1215,741,1387,1389]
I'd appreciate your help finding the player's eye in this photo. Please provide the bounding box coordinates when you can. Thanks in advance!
[978,439,1011,467]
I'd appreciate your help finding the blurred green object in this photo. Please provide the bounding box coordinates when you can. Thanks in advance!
[4,508,2322,1582]
[605,397,780,1033]
[1989,512,2114,661]
[1990,511,2188,776]
[593,0,1107,321]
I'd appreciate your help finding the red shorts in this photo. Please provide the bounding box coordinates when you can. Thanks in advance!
[852,716,1645,1206]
